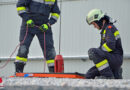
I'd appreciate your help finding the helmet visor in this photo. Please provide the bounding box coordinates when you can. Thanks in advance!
[86,16,93,25]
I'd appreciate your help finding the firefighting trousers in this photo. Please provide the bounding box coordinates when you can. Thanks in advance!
[86,48,123,79]
[16,24,56,63]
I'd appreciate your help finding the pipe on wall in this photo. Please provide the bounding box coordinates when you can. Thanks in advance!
[0,54,130,61]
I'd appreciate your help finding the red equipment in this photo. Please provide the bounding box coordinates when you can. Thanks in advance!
[54,55,64,73]
[15,72,85,79]
[0,77,2,83]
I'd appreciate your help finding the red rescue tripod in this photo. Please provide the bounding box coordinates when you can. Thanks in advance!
[54,0,64,73]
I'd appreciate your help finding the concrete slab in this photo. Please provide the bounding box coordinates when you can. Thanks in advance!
[1,77,130,90]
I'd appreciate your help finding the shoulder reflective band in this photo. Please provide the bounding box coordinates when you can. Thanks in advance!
[51,13,60,21]
[114,31,120,40]
[17,7,26,14]
[16,56,27,62]
[102,43,112,52]
[96,59,109,71]
[46,59,55,64]
[45,0,55,4]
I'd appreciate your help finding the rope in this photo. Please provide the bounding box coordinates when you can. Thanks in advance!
[0,25,29,69]
[0,0,63,70]
[59,0,63,55]
[43,32,46,72]
[0,25,47,73]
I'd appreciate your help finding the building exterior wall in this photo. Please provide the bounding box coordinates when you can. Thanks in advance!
[0,0,130,78]
[0,59,130,79]
[0,0,130,58]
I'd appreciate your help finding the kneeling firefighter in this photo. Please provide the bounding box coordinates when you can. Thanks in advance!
[85,9,123,79]
[14,0,60,73]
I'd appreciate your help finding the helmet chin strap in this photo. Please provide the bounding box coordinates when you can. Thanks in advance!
[101,20,106,29]
[95,20,106,30]
[94,21,102,29]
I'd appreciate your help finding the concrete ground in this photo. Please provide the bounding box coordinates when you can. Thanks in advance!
[1,77,130,90]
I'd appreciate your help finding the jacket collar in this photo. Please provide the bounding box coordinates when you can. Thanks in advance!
[100,23,108,34]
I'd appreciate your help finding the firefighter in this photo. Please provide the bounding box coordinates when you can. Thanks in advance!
[14,0,60,73]
[85,9,123,79]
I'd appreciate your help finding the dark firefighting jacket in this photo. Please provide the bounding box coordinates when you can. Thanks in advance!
[100,23,123,55]
[16,0,60,25]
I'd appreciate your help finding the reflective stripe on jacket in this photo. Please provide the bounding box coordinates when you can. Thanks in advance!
[100,23,123,55]
[16,0,60,25]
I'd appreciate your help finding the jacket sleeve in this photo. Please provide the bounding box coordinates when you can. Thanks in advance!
[48,0,60,25]
[16,0,31,21]
[101,26,116,52]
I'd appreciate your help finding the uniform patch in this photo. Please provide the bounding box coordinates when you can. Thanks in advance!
[108,25,112,29]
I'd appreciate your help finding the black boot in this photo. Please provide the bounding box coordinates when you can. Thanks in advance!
[48,66,54,73]
[14,62,26,73]
[95,76,115,79]
[118,68,123,79]
[114,67,123,79]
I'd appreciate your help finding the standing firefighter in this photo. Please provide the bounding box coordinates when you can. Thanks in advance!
[14,0,60,73]
[86,9,123,79]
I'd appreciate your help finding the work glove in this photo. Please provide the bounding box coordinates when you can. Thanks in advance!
[26,19,35,27]
[39,24,49,32]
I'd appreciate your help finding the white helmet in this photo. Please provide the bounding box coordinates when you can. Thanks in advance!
[86,9,105,25]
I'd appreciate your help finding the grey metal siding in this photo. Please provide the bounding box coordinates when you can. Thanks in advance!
[0,0,130,59]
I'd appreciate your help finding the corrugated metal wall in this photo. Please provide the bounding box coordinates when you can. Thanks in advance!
[0,0,130,59]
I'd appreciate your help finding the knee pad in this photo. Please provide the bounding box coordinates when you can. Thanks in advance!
[46,48,56,59]
[18,45,28,55]
[88,48,97,60]
[88,48,105,61]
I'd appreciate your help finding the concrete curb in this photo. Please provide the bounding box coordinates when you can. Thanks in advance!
[2,77,130,90]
